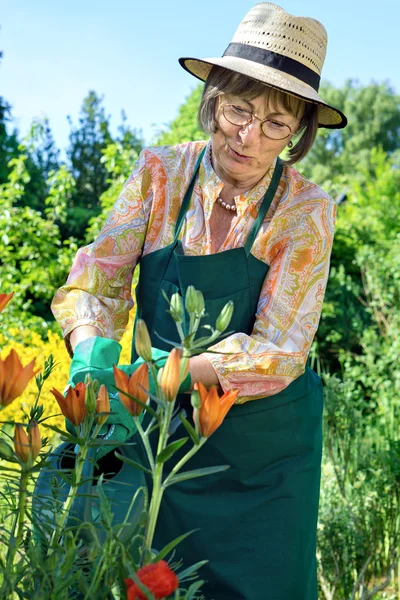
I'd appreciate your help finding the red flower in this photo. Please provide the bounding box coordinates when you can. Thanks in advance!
[125,561,179,599]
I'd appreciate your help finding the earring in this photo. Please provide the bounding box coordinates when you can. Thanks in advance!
[288,140,293,149]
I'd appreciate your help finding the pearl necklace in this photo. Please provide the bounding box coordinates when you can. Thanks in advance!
[217,196,237,212]
[210,146,237,213]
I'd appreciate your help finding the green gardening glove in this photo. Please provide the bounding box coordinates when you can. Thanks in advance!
[66,337,137,459]
[91,349,191,459]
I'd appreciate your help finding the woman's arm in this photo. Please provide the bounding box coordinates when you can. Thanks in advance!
[51,151,151,356]
[204,195,337,402]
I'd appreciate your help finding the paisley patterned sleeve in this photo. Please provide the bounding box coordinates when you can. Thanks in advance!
[206,196,337,403]
[51,150,152,351]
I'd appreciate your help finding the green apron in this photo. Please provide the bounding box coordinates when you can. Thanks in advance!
[132,148,323,600]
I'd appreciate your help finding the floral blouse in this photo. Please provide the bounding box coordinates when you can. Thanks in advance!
[51,140,336,403]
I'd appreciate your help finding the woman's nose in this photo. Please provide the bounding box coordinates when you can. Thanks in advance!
[237,119,262,144]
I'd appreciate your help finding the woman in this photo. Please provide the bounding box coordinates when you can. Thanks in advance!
[52,3,347,599]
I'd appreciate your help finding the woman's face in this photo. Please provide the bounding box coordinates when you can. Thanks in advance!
[211,92,301,186]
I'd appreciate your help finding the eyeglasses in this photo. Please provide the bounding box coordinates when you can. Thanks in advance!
[221,103,293,141]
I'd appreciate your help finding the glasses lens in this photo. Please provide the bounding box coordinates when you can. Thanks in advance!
[261,121,291,140]
[223,105,252,127]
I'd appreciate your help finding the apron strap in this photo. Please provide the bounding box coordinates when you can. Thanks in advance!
[243,158,283,256]
[174,146,207,243]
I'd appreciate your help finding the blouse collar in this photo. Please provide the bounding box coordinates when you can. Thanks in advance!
[198,140,277,216]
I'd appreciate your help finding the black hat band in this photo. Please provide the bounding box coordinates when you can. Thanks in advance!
[223,43,321,92]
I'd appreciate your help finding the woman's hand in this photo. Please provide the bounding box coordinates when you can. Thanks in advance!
[189,355,220,390]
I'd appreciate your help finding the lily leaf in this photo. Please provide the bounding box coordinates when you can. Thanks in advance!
[152,529,198,562]
[179,413,200,446]
[156,438,188,464]
[165,465,230,487]
[115,452,152,475]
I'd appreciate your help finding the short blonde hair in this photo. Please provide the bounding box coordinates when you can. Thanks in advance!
[198,66,319,164]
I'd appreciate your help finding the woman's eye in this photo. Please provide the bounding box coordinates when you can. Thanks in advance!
[268,120,285,129]
[232,105,249,115]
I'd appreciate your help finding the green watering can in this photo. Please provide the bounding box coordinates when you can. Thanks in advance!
[32,439,147,546]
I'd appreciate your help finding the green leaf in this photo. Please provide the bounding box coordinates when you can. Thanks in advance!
[184,580,206,600]
[165,465,230,487]
[179,412,200,445]
[177,560,208,582]
[152,529,198,562]
[156,438,188,464]
[115,451,152,475]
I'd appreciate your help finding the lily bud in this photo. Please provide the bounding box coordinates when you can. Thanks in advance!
[95,385,110,426]
[185,286,197,314]
[28,421,41,461]
[190,390,201,410]
[84,373,93,386]
[195,290,205,316]
[170,293,183,322]
[216,301,234,332]
[14,425,30,463]
[135,319,153,362]
[160,348,181,402]
[85,382,97,413]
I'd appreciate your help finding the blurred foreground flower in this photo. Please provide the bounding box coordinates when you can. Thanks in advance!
[14,421,41,464]
[113,363,149,416]
[124,560,179,600]
[194,382,239,438]
[135,319,152,362]
[51,382,87,426]
[0,349,38,407]
[0,292,13,313]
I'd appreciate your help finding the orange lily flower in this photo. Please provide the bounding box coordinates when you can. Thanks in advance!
[160,348,181,402]
[14,421,41,464]
[51,382,87,426]
[95,384,110,426]
[0,293,13,314]
[194,382,239,438]
[113,363,149,417]
[0,349,38,407]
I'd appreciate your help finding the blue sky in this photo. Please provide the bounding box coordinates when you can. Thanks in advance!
[1,0,399,151]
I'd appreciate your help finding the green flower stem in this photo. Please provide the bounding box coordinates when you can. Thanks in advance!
[163,438,207,487]
[142,400,174,563]
[135,415,155,470]
[47,442,89,555]
[0,468,30,597]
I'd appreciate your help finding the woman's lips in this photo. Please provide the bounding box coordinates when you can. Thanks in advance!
[227,145,252,162]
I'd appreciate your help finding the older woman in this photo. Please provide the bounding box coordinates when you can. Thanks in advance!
[52,3,347,599]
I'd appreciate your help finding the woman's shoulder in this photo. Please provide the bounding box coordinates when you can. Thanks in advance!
[140,140,208,175]
[281,162,334,207]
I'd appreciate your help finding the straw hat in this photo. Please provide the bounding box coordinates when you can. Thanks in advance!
[179,2,347,129]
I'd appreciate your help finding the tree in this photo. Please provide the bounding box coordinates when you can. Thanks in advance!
[155,85,206,146]
[65,92,143,242]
